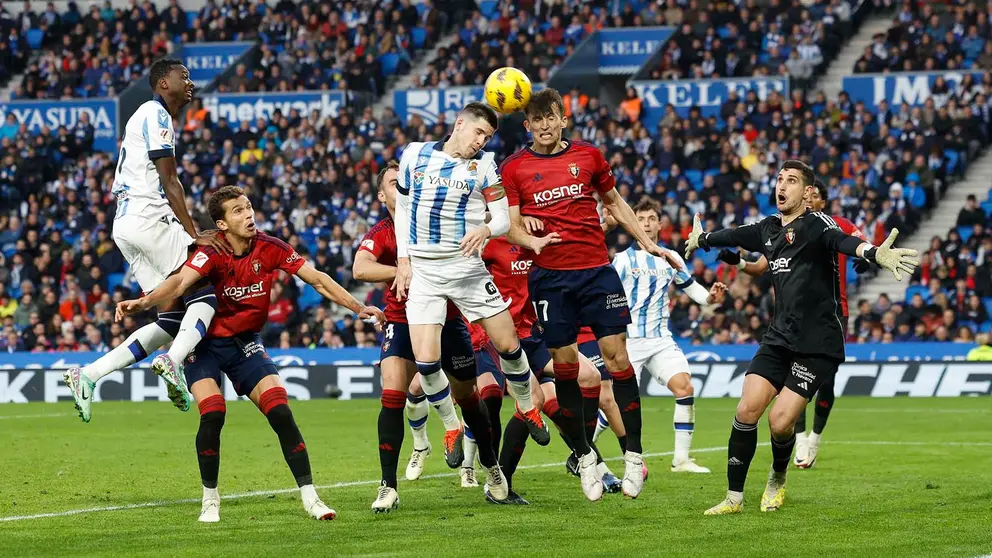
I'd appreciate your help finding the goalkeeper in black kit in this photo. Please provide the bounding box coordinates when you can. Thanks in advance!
[684,160,919,516]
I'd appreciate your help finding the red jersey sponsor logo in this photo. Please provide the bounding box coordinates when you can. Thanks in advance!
[223,280,265,301]
[532,182,584,205]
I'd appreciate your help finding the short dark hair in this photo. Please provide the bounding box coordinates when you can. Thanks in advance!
[376,160,399,192]
[524,88,565,118]
[460,102,499,131]
[813,178,828,202]
[632,196,662,218]
[781,159,815,188]
[148,58,183,90]
[208,185,247,223]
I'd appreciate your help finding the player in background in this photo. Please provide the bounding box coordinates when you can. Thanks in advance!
[392,103,557,503]
[684,160,918,515]
[613,197,725,473]
[117,185,384,522]
[502,88,681,500]
[352,161,476,512]
[471,237,623,501]
[65,59,231,422]
[717,179,867,469]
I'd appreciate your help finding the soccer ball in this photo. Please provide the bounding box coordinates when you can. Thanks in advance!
[484,67,532,114]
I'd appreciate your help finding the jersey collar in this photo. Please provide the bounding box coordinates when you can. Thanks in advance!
[152,94,170,114]
[525,139,572,158]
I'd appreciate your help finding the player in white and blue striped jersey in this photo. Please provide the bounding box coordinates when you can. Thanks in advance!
[392,102,556,503]
[611,198,727,474]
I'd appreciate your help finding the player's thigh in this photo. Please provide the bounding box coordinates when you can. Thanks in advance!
[475,309,519,353]
[450,266,510,334]
[381,356,417,392]
[596,332,631,372]
[189,377,223,403]
[473,342,504,389]
[743,343,791,399]
[577,351,602,388]
[549,342,580,365]
[578,340,609,382]
[768,387,809,437]
[185,342,224,398]
[737,374,780,423]
[408,323,444,363]
[408,372,424,396]
[783,353,841,403]
[405,263,448,328]
[528,267,580,349]
[649,341,694,397]
[117,215,193,294]
[440,318,477,383]
[248,373,284,407]
[521,336,552,376]
[576,266,631,347]
[225,335,279,399]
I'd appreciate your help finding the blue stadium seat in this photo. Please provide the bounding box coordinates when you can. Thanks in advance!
[297,284,323,311]
[981,201,992,217]
[416,2,428,17]
[26,29,44,49]
[957,226,974,243]
[186,11,198,28]
[846,259,858,283]
[980,322,992,333]
[411,27,427,49]
[905,285,929,302]
[379,53,400,76]
[984,297,992,318]
[107,272,126,293]
[685,169,703,190]
[944,149,960,175]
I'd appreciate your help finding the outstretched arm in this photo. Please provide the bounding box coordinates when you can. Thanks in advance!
[352,250,396,283]
[602,189,680,267]
[506,205,561,254]
[718,249,769,277]
[685,213,766,260]
[296,262,385,326]
[810,213,919,281]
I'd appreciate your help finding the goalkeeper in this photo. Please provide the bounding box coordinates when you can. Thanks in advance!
[683,161,918,517]
[715,178,867,471]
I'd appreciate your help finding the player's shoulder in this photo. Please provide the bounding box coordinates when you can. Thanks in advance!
[572,140,606,159]
[401,141,434,158]
[255,232,294,253]
[805,210,840,230]
[366,216,396,240]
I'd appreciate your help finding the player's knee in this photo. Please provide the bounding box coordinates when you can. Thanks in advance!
[198,394,226,427]
[767,407,797,439]
[599,383,616,407]
[156,310,184,338]
[449,379,475,400]
[735,398,765,424]
[258,386,291,422]
[667,373,694,399]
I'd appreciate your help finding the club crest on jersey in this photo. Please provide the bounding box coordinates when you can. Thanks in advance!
[468,161,477,173]
[568,162,580,178]
[785,228,795,244]
[413,171,425,185]
[251,259,261,274]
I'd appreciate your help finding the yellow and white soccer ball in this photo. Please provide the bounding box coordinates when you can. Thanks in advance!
[484,67,532,114]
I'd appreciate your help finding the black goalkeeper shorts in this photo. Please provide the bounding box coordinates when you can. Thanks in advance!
[745,343,841,400]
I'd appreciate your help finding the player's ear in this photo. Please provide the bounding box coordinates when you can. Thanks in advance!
[522,118,530,132]
[216,219,229,231]
[377,190,386,203]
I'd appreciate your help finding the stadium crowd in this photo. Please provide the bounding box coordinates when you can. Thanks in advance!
[2,1,992,354]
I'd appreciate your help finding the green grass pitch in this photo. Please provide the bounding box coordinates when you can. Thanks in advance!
[1,397,990,557]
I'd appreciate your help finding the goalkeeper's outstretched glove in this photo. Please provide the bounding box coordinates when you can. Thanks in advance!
[862,228,920,281]
[684,214,707,260]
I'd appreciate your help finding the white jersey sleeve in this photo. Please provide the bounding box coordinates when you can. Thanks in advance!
[111,99,177,222]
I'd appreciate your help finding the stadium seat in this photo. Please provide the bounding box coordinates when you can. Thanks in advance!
[957,226,973,243]
[984,298,992,319]
[944,150,960,175]
[26,29,44,50]
[107,273,126,293]
[186,11,197,28]
[412,27,427,49]
[980,201,992,218]
[379,53,401,76]
[905,285,930,302]
[297,284,323,311]
[685,170,703,190]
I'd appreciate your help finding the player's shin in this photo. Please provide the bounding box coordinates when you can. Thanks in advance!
[195,394,225,490]
[552,361,591,455]
[415,360,461,431]
[499,345,534,412]
[479,383,503,454]
[405,391,430,450]
[455,391,497,468]
[167,287,218,364]
[674,396,695,464]
[727,417,758,499]
[812,386,835,436]
[580,385,601,443]
[498,413,528,489]
[610,365,643,453]
[258,387,313,487]
[80,319,177,382]
[378,390,407,488]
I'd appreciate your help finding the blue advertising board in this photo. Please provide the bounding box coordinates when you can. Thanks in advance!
[631,77,789,125]
[0,342,975,369]
[181,42,253,86]
[393,85,545,125]
[200,91,349,127]
[597,27,674,74]
[842,71,986,108]
[0,98,119,152]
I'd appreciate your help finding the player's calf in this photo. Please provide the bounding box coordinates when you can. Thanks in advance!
[195,394,225,522]
[256,385,335,520]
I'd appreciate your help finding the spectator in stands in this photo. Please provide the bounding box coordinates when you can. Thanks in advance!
[957,194,987,227]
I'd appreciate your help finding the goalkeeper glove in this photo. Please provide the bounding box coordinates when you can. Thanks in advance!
[862,228,920,281]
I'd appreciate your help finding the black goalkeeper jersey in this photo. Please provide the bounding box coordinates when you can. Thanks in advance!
[704,210,857,362]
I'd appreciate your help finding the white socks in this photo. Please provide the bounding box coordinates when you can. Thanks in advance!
[674,396,695,464]
[593,409,610,443]
[167,298,216,364]
[498,344,535,412]
[405,393,430,449]
[82,322,174,382]
[462,422,477,468]
[416,361,461,431]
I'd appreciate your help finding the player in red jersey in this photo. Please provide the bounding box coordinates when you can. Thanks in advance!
[471,237,624,501]
[354,161,498,512]
[117,186,384,523]
[717,178,867,471]
[501,88,681,500]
